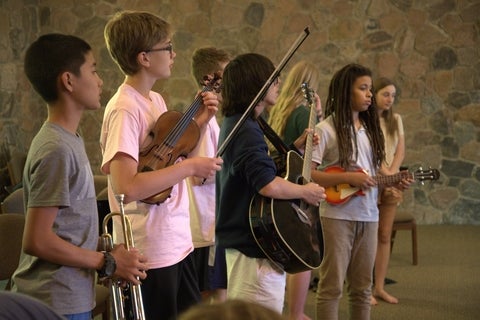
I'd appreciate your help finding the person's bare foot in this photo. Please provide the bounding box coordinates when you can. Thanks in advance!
[375,290,399,304]
[370,295,378,306]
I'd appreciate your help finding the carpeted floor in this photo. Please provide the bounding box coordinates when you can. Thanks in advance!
[300,225,480,320]
[3,225,478,319]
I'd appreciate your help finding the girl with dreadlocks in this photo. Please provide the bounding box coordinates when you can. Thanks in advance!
[311,63,385,320]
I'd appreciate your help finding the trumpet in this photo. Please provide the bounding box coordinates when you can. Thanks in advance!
[100,194,146,320]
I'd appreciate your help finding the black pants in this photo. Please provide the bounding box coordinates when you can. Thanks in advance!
[141,253,201,320]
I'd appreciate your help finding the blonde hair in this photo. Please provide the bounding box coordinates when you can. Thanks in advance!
[104,10,171,75]
[268,60,320,141]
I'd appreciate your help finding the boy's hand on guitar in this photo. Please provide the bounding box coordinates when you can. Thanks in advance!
[301,182,326,206]
[293,129,318,154]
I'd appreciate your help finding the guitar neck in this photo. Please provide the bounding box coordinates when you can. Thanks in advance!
[301,84,317,182]
[302,135,313,181]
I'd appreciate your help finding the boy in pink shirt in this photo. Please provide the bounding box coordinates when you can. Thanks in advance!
[101,11,223,320]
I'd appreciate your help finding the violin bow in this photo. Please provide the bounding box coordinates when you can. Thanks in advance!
[216,27,310,157]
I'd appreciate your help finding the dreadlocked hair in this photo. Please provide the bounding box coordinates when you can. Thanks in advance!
[325,63,385,170]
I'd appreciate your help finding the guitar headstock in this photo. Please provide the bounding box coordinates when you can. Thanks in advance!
[201,72,222,93]
[301,82,315,106]
[413,167,440,183]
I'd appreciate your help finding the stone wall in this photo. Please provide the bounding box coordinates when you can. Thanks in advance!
[0,0,479,224]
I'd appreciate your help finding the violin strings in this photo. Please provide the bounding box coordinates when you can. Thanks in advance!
[146,84,212,169]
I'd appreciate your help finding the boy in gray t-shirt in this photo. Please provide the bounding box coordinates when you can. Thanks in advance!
[10,34,147,319]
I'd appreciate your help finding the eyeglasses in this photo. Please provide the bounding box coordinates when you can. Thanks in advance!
[145,43,173,55]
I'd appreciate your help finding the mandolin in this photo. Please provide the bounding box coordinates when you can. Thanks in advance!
[138,74,221,205]
[324,166,440,205]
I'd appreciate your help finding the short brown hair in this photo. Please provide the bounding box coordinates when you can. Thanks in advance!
[191,47,231,87]
[104,11,171,75]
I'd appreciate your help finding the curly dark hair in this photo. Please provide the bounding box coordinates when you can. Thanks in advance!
[324,63,385,170]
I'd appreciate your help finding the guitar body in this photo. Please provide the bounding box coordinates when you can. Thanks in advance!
[249,151,323,273]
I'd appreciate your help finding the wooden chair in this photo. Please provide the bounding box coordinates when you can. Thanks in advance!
[390,210,418,265]
[6,151,27,188]
[1,188,25,214]
[0,205,110,319]
[0,214,25,289]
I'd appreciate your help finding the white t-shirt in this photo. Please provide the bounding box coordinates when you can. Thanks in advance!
[100,84,193,269]
[312,116,379,222]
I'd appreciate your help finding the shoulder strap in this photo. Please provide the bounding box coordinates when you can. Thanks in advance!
[256,116,300,155]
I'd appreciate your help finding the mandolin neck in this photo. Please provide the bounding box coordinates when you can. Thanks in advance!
[374,171,413,186]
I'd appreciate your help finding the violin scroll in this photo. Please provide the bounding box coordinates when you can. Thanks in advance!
[201,72,222,94]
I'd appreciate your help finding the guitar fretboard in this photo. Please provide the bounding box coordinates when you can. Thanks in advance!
[301,83,316,182]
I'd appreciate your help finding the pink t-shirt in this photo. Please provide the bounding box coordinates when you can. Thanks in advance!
[100,84,193,268]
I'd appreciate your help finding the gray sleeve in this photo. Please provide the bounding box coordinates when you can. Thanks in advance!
[0,291,66,320]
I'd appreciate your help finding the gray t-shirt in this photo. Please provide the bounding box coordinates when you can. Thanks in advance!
[0,291,65,320]
[12,122,98,315]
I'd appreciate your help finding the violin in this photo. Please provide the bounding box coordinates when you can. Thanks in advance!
[138,74,221,205]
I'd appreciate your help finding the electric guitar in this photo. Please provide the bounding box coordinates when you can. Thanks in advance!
[324,166,440,205]
[249,83,323,274]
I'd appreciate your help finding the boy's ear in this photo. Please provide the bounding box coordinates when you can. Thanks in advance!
[138,52,150,67]
[60,72,74,92]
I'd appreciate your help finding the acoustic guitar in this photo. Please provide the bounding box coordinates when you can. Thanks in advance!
[249,83,323,274]
[324,166,440,205]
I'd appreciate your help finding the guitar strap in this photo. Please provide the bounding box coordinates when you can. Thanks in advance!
[256,116,300,155]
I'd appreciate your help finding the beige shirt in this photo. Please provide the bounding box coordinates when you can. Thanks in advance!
[380,113,404,168]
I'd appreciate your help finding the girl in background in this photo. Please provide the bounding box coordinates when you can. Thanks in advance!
[371,77,405,305]
[268,60,322,320]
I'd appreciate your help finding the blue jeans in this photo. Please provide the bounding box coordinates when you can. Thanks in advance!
[63,311,91,320]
